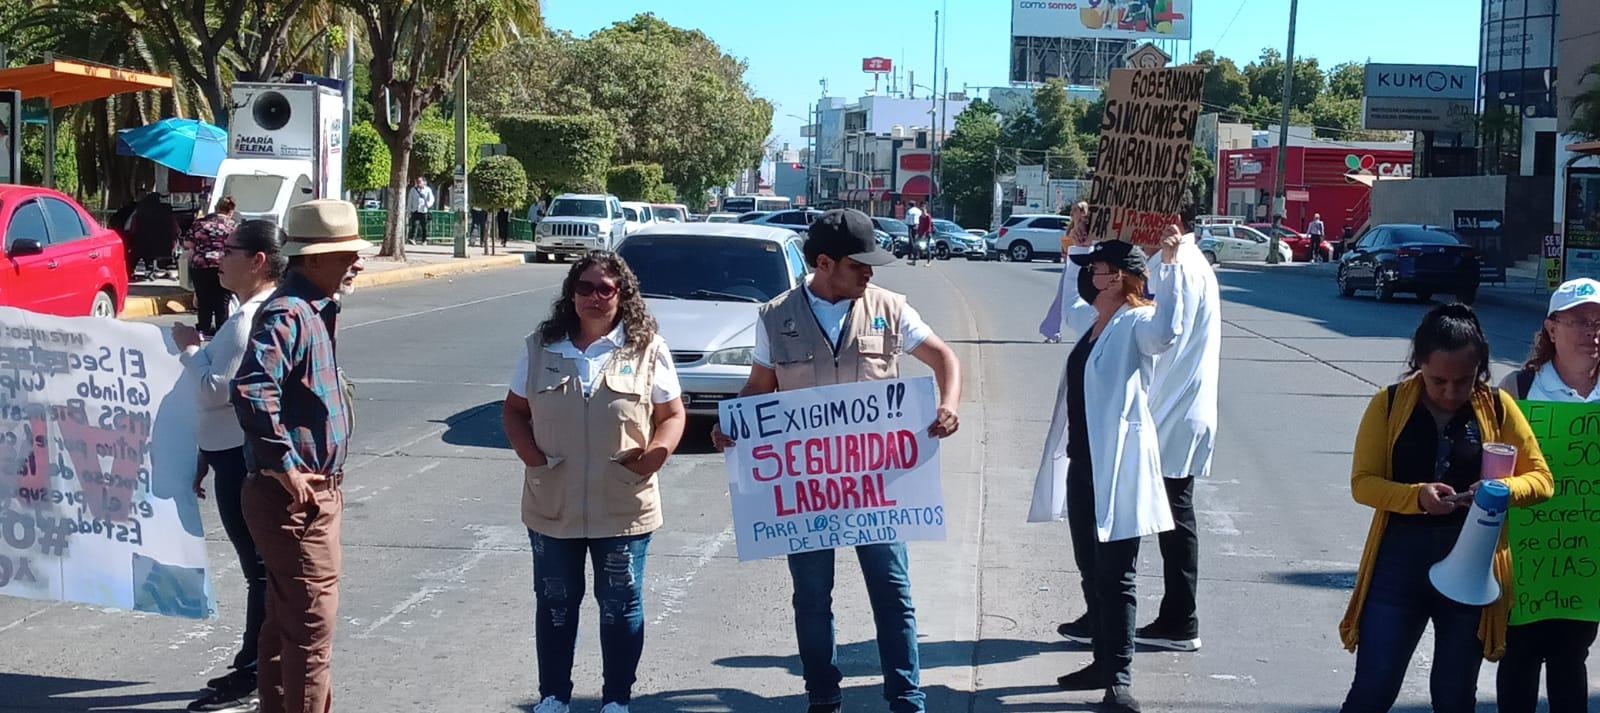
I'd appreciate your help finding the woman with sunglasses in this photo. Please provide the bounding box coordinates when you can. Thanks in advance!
[1495,278,1600,713]
[1338,304,1552,712]
[172,220,287,712]
[502,251,686,713]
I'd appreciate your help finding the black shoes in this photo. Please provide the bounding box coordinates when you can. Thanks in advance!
[806,704,842,713]
[1056,663,1112,691]
[190,669,257,712]
[1103,685,1142,712]
[1133,619,1202,652]
[1056,613,1094,644]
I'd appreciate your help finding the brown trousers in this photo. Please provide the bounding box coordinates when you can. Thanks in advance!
[243,474,343,713]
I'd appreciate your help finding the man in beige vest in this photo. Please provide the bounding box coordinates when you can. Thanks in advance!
[714,208,961,713]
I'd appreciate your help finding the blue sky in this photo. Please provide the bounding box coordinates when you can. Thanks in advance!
[543,0,1481,150]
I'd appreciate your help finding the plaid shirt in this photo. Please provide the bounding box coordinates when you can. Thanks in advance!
[231,271,350,475]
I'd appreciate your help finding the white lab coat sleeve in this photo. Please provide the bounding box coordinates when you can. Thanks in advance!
[1060,246,1098,338]
[1134,259,1185,356]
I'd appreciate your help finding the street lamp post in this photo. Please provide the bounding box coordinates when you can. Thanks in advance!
[1268,0,1300,264]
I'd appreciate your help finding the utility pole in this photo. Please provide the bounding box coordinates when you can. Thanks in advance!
[452,56,469,258]
[1267,0,1299,264]
[930,10,940,214]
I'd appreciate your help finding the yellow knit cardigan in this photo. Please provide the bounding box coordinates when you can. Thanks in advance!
[1338,377,1553,661]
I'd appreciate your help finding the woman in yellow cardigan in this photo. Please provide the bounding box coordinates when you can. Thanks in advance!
[1338,304,1552,712]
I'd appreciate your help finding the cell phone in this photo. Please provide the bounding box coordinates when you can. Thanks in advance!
[1442,491,1475,505]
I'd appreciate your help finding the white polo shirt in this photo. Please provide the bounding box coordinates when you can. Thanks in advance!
[752,277,934,367]
[510,324,681,403]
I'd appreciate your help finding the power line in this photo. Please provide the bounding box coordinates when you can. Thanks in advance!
[1211,0,1251,50]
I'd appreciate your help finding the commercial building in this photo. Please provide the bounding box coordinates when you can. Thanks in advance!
[1556,0,1600,282]
[809,93,970,217]
[1219,144,1413,233]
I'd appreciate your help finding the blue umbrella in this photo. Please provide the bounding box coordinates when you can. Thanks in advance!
[116,118,228,178]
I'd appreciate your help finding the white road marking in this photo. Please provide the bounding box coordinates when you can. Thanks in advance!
[651,525,734,630]
[344,285,554,331]
[349,460,441,504]
[356,524,521,639]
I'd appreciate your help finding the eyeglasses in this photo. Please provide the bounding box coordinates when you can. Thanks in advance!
[574,280,619,299]
[1552,317,1600,333]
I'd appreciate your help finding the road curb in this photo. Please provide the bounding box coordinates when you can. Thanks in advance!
[118,254,528,319]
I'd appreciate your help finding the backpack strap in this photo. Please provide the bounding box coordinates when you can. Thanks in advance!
[1515,368,1535,401]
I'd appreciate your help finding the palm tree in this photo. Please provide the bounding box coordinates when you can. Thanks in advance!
[1571,62,1600,141]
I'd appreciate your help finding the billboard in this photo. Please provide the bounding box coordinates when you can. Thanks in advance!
[1362,64,1476,132]
[1364,64,1475,100]
[862,57,893,73]
[1012,0,1192,40]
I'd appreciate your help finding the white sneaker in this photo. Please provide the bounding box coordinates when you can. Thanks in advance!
[600,704,630,713]
[532,697,569,713]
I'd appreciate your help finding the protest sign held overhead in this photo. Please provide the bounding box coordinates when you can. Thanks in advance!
[0,307,210,619]
[719,377,945,561]
[1508,401,1600,625]
[1084,65,1205,246]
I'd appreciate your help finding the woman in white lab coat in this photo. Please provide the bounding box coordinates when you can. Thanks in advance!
[1028,228,1187,713]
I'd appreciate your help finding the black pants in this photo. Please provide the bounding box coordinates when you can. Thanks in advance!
[189,267,231,335]
[1154,476,1199,635]
[408,211,430,244]
[1496,618,1598,713]
[1311,236,1325,261]
[1066,457,1140,686]
[205,446,266,674]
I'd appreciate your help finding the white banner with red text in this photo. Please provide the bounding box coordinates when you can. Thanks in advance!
[718,377,945,561]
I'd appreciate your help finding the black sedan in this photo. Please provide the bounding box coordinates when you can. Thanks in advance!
[1337,224,1481,304]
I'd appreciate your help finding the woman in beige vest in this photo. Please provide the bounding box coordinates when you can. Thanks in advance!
[502,252,686,713]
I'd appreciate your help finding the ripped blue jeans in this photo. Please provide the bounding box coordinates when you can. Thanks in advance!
[528,530,651,705]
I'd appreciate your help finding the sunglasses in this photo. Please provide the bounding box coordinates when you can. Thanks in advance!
[573,280,619,299]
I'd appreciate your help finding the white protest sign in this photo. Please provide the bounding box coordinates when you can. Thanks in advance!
[0,307,212,618]
[718,376,945,561]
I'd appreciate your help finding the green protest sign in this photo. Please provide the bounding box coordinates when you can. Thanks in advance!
[1509,401,1600,625]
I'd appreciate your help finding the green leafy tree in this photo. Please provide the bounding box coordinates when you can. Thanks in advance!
[470,154,528,244]
[496,114,616,193]
[1184,145,1215,219]
[940,101,1001,227]
[1244,48,1324,112]
[1193,50,1251,120]
[343,0,542,258]
[606,164,675,203]
[345,122,392,192]
[1327,62,1366,101]
[20,123,79,196]
[408,127,454,184]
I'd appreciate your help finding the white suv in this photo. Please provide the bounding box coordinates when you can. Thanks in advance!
[994,213,1068,262]
[534,193,628,262]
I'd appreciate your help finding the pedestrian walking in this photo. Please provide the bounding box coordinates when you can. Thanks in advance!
[174,220,287,713]
[1495,277,1600,713]
[1337,303,1552,713]
[917,206,935,266]
[713,208,963,713]
[182,197,239,336]
[406,176,434,245]
[497,207,512,248]
[232,199,366,713]
[502,252,687,713]
[1307,213,1326,262]
[1028,227,1190,713]
[904,202,924,263]
[1133,224,1222,654]
[1041,202,1091,343]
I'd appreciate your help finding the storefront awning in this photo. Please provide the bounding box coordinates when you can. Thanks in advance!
[0,59,173,107]
[1567,141,1600,157]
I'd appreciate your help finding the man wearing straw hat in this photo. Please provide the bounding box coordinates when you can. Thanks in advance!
[232,199,365,713]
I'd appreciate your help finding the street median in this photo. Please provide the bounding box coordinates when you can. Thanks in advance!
[119,253,528,319]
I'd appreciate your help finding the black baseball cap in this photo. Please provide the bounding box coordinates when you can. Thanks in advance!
[806,209,895,266]
[1069,240,1148,276]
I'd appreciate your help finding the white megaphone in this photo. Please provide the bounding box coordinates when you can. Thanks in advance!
[1428,480,1512,606]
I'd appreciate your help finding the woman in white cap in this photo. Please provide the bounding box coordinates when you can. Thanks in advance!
[1495,277,1600,713]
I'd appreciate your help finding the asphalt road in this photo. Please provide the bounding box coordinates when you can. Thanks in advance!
[2,255,1592,712]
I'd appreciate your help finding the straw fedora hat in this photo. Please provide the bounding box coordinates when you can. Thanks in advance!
[281,199,369,257]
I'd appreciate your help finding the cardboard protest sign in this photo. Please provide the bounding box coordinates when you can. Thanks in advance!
[1509,401,1600,625]
[0,307,211,618]
[1084,65,1206,246]
[718,377,944,561]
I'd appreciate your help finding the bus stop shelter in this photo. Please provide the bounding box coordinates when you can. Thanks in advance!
[0,54,173,187]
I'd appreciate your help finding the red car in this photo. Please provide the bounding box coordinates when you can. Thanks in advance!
[1249,222,1333,262]
[0,185,128,317]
